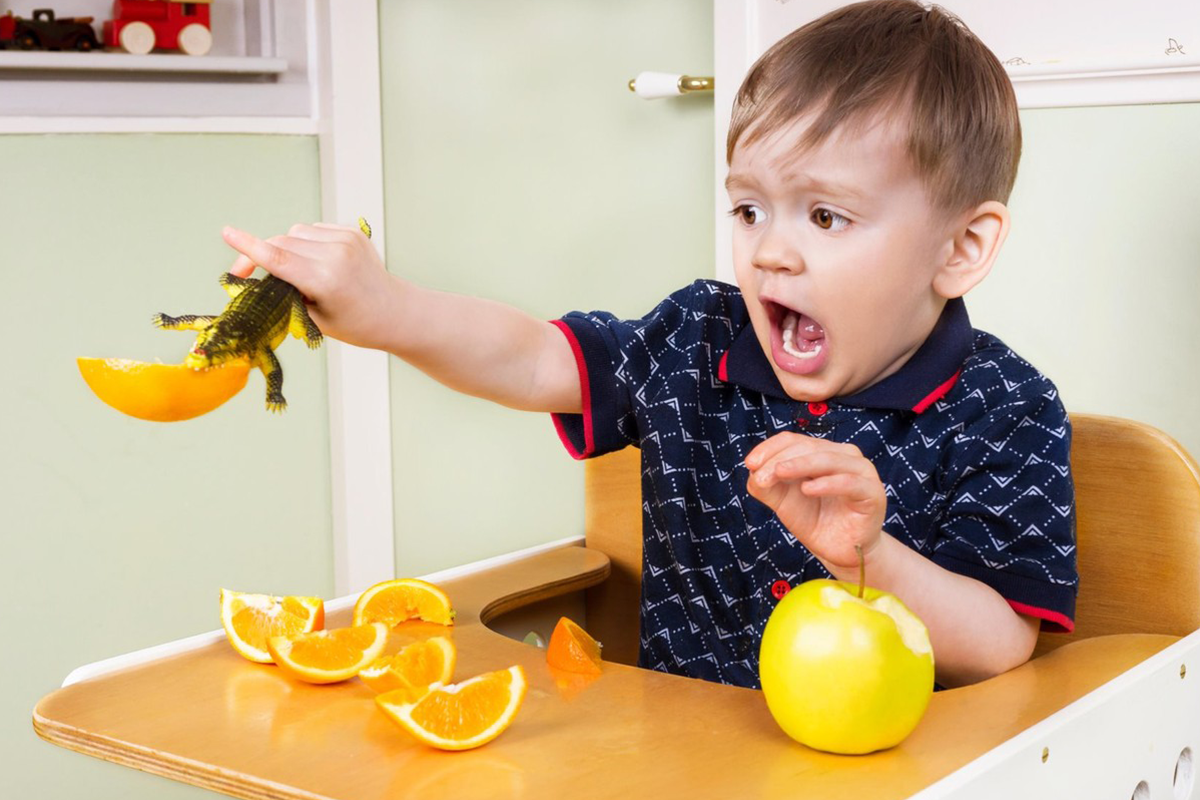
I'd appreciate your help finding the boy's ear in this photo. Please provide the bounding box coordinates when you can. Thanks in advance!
[932,201,1010,299]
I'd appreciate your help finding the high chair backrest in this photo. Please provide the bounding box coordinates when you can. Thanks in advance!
[583,414,1200,667]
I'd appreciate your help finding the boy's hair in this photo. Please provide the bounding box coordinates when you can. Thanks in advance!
[727,0,1021,214]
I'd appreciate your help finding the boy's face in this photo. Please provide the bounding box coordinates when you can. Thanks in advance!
[727,111,959,403]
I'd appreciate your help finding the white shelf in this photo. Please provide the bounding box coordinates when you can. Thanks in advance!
[0,0,312,125]
[0,51,287,75]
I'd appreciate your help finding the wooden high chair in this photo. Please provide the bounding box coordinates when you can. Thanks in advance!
[583,413,1200,667]
[32,413,1200,799]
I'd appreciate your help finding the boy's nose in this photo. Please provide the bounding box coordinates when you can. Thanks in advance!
[751,227,804,274]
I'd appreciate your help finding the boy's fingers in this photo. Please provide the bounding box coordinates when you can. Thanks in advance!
[745,432,814,470]
[753,450,874,491]
[773,450,873,480]
[745,470,788,506]
[289,222,356,242]
[223,227,299,281]
[312,222,362,234]
[799,473,877,504]
[746,431,861,471]
[228,253,257,278]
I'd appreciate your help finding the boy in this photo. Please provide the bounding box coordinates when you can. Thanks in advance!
[222,0,1076,691]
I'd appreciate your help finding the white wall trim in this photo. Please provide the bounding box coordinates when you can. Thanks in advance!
[1011,59,1200,108]
[313,0,395,596]
[712,0,746,285]
[0,116,317,135]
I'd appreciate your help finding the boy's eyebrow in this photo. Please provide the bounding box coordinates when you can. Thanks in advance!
[724,173,756,193]
[725,171,865,202]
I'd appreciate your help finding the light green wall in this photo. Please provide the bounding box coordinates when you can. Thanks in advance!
[1,134,327,799]
[378,0,715,576]
[973,103,1200,459]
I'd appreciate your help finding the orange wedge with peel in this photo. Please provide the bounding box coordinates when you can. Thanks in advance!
[268,622,390,684]
[375,665,527,751]
[220,589,325,664]
[546,616,602,675]
[78,356,250,421]
[353,578,456,627]
[359,636,456,694]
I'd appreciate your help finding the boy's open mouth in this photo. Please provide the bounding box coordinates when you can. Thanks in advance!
[765,300,828,374]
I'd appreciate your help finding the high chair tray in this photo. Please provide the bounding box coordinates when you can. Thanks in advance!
[33,545,1195,799]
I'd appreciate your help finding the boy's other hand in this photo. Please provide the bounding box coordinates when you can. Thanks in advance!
[222,223,398,350]
[745,433,886,572]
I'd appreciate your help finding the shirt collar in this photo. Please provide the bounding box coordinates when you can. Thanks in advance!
[718,297,974,414]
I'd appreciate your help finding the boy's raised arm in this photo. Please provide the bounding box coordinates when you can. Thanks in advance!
[222,223,582,414]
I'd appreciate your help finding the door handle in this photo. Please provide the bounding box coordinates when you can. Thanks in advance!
[628,72,714,99]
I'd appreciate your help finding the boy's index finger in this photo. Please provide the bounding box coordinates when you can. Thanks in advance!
[222,226,291,281]
[745,428,855,471]
[745,430,814,470]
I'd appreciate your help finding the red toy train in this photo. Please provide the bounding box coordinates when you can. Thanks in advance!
[0,1,212,55]
[104,0,212,55]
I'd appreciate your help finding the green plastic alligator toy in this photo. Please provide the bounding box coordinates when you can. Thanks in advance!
[152,218,372,413]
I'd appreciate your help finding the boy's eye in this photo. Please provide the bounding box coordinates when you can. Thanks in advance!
[813,208,849,231]
[730,204,764,226]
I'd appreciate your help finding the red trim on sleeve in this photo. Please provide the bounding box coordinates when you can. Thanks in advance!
[718,351,729,382]
[549,320,594,460]
[1007,599,1075,633]
[912,369,961,414]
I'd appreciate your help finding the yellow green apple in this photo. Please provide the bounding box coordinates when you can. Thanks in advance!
[758,559,935,755]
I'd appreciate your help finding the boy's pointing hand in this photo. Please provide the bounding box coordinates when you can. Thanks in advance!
[221,222,397,351]
[745,432,886,572]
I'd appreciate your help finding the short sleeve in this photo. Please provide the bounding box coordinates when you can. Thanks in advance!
[931,390,1079,632]
[549,282,711,460]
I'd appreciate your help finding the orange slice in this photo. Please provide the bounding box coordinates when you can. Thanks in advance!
[545,617,602,675]
[220,589,325,664]
[358,636,456,694]
[353,578,456,627]
[78,357,250,422]
[375,665,527,750]
[268,623,390,684]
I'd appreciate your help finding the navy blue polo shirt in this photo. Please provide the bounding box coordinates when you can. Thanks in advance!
[550,280,1078,689]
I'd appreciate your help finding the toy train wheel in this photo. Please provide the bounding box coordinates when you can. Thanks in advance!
[118,21,155,55]
[17,33,38,50]
[177,23,212,56]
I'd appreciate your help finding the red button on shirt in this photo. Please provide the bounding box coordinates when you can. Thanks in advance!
[771,580,791,600]
[808,402,828,416]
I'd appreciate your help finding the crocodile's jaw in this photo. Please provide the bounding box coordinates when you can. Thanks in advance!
[185,333,249,370]
[184,351,209,370]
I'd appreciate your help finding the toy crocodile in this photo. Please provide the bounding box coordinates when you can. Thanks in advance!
[152,218,372,412]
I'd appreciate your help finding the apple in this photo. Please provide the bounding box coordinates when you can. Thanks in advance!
[759,548,934,754]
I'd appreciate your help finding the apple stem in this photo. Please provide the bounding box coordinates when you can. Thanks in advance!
[856,544,865,599]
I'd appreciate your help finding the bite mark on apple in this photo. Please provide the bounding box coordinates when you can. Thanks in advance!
[819,586,933,657]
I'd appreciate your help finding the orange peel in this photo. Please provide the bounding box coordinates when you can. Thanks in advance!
[358,636,456,694]
[545,617,603,675]
[78,356,250,421]
[353,578,456,627]
[268,623,391,684]
[220,589,325,664]
[375,665,527,750]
